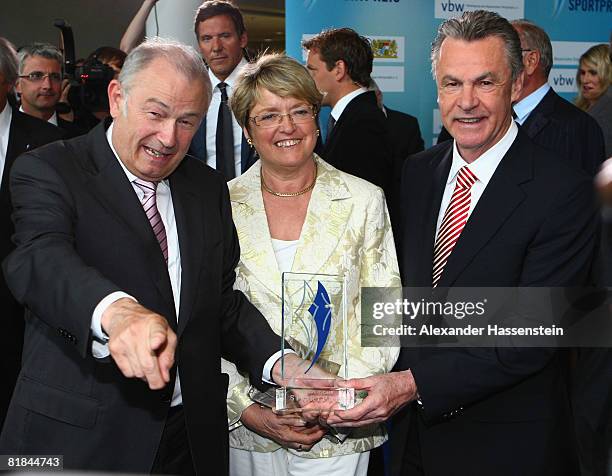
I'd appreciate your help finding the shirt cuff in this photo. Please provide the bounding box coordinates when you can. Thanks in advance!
[91,291,136,342]
[262,350,297,384]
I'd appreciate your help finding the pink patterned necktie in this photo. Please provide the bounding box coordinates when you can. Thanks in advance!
[432,166,478,287]
[133,179,168,264]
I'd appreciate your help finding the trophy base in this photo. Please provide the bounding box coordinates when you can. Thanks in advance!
[274,386,355,413]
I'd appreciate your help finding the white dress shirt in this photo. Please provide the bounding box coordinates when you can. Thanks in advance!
[435,121,519,237]
[330,87,367,122]
[513,83,550,125]
[0,102,12,188]
[206,58,248,176]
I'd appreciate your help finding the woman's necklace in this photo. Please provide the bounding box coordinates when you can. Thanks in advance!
[261,162,318,198]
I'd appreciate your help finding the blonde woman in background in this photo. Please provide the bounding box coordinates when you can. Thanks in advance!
[575,43,612,157]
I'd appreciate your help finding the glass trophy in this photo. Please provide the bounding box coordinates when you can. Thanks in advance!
[273,272,355,414]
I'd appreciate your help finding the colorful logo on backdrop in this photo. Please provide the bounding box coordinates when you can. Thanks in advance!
[435,0,524,19]
[371,39,399,60]
[369,36,405,62]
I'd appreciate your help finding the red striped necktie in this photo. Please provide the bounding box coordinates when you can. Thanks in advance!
[133,179,168,264]
[432,166,478,287]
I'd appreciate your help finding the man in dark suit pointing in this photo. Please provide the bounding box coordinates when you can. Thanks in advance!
[0,38,304,475]
[326,11,598,476]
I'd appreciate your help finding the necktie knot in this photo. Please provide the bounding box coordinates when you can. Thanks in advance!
[455,166,478,190]
[218,82,228,102]
[326,115,336,143]
[133,179,158,198]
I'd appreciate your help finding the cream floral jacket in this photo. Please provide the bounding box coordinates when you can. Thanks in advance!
[223,155,401,458]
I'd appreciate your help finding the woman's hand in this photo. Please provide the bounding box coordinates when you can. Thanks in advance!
[240,403,327,452]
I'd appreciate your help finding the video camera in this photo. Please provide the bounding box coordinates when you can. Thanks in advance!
[54,19,115,113]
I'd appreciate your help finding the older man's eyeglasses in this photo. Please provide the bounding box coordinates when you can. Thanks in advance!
[19,71,63,83]
[249,105,316,128]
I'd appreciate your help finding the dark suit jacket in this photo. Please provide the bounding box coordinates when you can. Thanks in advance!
[385,106,424,162]
[57,116,88,139]
[392,130,599,476]
[321,91,393,193]
[385,106,425,247]
[0,121,280,474]
[189,116,257,176]
[0,109,62,430]
[522,88,605,176]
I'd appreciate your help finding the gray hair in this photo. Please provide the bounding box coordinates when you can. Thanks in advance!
[511,19,553,77]
[118,37,212,107]
[17,43,64,75]
[0,37,18,85]
[431,10,524,82]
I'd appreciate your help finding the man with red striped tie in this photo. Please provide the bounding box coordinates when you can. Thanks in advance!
[325,10,599,476]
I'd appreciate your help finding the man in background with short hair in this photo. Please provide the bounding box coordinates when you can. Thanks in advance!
[510,19,605,176]
[303,28,393,199]
[0,37,62,430]
[190,0,257,180]
[16,43,81,138]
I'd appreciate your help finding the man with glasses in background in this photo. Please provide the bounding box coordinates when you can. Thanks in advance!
[0,37,62,430]
[16,43,81,138]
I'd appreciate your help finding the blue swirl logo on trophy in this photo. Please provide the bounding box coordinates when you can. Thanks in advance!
[304,281,331,372]
[274,272,355,413]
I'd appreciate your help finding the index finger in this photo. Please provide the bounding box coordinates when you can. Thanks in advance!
[156,326,177,384]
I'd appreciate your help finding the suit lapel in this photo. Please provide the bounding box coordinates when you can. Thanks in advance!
[3,112,31,192]
[170,166,203,336]
[230,162,283,298]
[323,91,373,156]
[438,133,532,286]
[522,89,555,140]
[402,145,451,285]
[292,157,352,275]
[84,123,175,318]
[230,157,352,298]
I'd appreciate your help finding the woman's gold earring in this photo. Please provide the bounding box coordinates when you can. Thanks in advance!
[316,129,320,137]
[247,138,253,147]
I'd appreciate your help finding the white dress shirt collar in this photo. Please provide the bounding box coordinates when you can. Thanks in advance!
[330,87,367,121]
[513,83,550,125]
[19,105,58,126]
[208,57,248,90]
[449,120,518,187]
